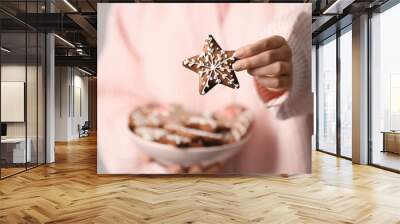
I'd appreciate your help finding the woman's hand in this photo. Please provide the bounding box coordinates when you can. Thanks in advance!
[142,155,224,174]
[167,163,224,174]
[232,35,293,92]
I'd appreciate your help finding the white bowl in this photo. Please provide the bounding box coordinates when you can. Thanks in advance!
[130,130,251,167]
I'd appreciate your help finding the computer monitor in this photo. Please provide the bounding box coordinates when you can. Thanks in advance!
[1,123,7,137]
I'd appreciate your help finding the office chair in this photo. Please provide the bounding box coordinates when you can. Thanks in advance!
[79,121,90,138]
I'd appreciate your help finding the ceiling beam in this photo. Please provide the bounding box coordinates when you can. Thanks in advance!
[67,13,97,40]
[312,15,335,33]
[323,0,356,15]
[55,55,96,69]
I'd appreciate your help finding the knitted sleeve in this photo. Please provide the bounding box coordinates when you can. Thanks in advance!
[255,8,313,120]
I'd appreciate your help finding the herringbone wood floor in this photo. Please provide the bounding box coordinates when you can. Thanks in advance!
[1,135,400,224]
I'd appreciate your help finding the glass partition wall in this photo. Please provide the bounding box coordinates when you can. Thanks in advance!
[0,2,46,179]
[316,25,353,159]
[0,31,27,177]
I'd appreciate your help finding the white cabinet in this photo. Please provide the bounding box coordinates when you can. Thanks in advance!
[1,138,32,163]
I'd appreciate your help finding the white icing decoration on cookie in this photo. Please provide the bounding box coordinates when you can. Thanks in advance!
[184,35,238,94]
[165,134,190,145]
[187,116,217,129]
[135,127,167,141]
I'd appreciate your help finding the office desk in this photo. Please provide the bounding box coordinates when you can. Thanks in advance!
[1,138,31,163]
[382,131,400,154]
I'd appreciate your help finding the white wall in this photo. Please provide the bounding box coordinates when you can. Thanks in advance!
[55,67,70,141]
[1,65,28,143]
[70,73,89,139]
[1,65,40,138]
[55,67,89,141]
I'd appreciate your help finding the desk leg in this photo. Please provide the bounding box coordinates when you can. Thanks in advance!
[382,133,386,153]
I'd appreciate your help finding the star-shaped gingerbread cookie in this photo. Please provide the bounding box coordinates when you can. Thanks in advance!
[183,35,240,95]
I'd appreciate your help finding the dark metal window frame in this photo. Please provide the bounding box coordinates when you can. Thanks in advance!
[315,23,353,161]
[0,0,47,180]
[367,0,400,173]
[316,0,400,173]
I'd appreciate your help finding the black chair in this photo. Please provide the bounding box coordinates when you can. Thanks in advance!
[79,121,90,138]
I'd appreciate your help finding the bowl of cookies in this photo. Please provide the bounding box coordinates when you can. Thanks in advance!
[128,103,254,167]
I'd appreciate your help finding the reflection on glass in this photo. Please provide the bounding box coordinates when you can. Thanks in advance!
[317,36,337,154]
[340,28,352,158]
[38,33,46,165]
[1,32,27,177]
[390,76,400,130]
[27,31,38,169]
[371,4,400,171]
[0,1,47,179]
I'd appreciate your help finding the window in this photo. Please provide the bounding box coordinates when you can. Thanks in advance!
[370,3,400,171]
[316,25,353,159]
[317,35,337,154]
[339,27,352,158]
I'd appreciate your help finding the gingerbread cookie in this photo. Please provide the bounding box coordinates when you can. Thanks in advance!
[164,124,224,146]
[159,134,192,148]
[225,110,254,143]
[185,115,217,132]
[130,103,254,148]
[213,104,247,133]
[130,110,164,130]
[134,127,168,141]
[182,35,239,95]
[129,110,154,130]
[130,104,184,130]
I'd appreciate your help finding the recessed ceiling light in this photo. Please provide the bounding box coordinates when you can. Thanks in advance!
[54,34,75,48]
[323,0,354,15]
[63,0,78,12]
[78,67,93,76]
[1,47,11,53]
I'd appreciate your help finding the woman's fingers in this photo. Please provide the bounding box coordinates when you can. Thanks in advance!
[255,75,291,90]
[232,36,293,92]
[188,165,202,174]
[248,61,292,77]
[187,162,224,174]
[167,164,183,173]
[233,35,286,59]
[203,163,223,174]
[166,161,225,174]
[233,45,292,71]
